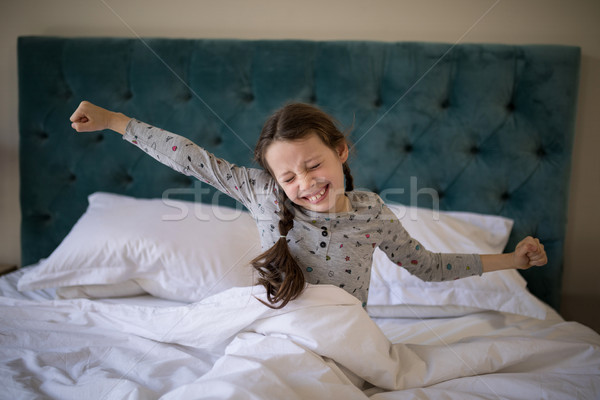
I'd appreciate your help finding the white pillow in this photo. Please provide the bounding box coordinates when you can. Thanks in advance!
[18,192,261,302]
[366,204,547,319]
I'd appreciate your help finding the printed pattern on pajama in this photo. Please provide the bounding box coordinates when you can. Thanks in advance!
[124,119,482,305]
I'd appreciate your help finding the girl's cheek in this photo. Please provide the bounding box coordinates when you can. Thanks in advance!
[285,186,298,201]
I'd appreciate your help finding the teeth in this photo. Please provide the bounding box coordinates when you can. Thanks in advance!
[308,187,327,202]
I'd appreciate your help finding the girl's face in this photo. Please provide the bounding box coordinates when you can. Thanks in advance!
[265,133,350,214]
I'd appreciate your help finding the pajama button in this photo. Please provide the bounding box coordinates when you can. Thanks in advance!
[322,231,328,237]
[320,242,326,248]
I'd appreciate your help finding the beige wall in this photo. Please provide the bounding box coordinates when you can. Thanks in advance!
[1,1,599,302]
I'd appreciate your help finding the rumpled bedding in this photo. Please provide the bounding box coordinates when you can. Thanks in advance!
[1,271,599,399]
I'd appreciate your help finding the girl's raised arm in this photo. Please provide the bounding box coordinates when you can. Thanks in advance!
[69,101,274,212]
[70,101,130,135]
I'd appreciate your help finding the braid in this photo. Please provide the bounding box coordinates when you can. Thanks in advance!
[251,188,305,309]
[277,189,295,236]
[343,162,354,192]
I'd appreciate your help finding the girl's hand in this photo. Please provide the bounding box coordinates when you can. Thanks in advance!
[513,236,547,269]
[70,101,130,135]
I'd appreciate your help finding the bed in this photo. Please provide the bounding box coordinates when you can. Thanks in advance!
[4,36,599,399]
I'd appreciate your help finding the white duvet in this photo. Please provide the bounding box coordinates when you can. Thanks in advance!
[1,273,599,399]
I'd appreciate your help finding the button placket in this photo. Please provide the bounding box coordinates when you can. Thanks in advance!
[319,223,333,260]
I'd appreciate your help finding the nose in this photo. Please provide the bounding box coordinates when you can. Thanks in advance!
[298,170,315,192]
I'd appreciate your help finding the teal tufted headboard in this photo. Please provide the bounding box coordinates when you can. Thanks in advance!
[18,37,580,310]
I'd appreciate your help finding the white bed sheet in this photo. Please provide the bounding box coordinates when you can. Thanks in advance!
[1,269,599,399]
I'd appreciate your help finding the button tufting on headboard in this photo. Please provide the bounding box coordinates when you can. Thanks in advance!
[241,92,254,103]
[123,174,134,185]
[536,147,547,158]
[62,89,73,101]
[179,92,192,102]
[33,212,53,225]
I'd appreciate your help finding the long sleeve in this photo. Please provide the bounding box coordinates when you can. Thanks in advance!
[123,119,276,212]
[378,204,482,282]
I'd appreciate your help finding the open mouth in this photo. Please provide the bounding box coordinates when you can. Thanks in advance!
[304,184,329,205]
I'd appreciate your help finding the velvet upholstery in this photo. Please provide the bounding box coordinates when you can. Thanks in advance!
[18,37,580,310]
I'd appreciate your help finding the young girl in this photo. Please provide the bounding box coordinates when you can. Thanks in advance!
[70,101,547,308]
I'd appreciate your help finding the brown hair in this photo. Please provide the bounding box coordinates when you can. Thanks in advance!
[251,103,354,308]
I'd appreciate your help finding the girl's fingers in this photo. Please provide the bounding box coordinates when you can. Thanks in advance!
[70,102,105,132]
[70,103,88,122]
[516,237,547,268]
[526,240,547,266]
[70,101,97,129]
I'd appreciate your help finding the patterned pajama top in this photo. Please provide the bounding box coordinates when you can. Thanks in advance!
[124,119,482,306]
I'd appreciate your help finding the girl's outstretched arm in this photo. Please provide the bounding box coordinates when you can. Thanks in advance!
[481,236,547,273]
[70,101,130,135]
[69,101,274,212]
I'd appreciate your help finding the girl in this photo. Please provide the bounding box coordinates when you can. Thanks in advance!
[70,101,547,309]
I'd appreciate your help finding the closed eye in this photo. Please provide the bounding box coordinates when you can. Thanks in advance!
[309,163,321,170]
